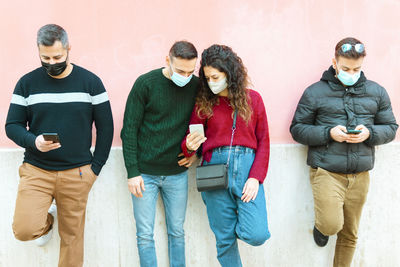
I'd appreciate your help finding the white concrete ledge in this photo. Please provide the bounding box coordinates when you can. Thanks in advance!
[1,143,399,267]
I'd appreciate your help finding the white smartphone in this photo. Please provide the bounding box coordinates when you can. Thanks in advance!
[189,124,205,137]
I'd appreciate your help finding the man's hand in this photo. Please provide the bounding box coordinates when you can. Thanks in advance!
[128,176,145,198]
[178,153,198,167]
[330,125,349,143]
[35,135,61,152]
[241,178,259,203]
[186,132,207,152]
[346,125,370,143]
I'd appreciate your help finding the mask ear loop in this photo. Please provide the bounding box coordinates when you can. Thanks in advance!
[168,63,174,79]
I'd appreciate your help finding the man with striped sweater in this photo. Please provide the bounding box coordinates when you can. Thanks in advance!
[5,24,114,267]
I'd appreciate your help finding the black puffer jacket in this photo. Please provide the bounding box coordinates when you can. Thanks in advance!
[290,66,398,173]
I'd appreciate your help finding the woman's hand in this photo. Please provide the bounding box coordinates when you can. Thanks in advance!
[186,132,207,152]
[241,178,259,203]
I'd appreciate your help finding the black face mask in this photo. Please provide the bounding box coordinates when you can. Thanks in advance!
[41,59,68,76]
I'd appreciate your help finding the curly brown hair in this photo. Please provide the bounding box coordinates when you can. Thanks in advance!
[196,44,252,122]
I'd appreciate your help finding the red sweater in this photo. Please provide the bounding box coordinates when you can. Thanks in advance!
[181,89,270,183]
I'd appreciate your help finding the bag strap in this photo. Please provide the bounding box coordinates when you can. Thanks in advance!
[226,110,238,167]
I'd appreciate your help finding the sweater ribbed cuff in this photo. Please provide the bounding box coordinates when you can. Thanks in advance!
[26,133,38,151]
[181,139,196,158]
[248,173,265,184]
[91,162,102,176]
[127,167,141,179]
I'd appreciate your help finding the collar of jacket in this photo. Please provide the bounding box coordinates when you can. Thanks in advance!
[321,66,367,94]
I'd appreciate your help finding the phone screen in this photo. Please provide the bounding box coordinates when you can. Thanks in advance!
[189,124,205,136]
[43,133,60,143]
[347,130,361,135]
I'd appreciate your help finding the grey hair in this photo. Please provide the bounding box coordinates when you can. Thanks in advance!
[37,24,69,48]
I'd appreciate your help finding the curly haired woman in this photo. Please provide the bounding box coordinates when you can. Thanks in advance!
[181,44,271,266]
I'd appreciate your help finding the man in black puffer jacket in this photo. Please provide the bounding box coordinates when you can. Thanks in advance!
[290,37,398,267]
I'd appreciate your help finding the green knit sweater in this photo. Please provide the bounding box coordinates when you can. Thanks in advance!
[121,68,198,178]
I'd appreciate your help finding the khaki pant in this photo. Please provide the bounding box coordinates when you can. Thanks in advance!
[310,167,370,267]
[13,163,97,267]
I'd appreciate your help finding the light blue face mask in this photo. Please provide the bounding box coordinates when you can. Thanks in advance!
[170,65,193,87]
[337,69,361,86]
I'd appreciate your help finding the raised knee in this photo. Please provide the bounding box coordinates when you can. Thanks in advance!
[241,230,271,246]
[316,220,342,236]
[13,222,40,241]
[249,231,271,246]
[316,209,344,236]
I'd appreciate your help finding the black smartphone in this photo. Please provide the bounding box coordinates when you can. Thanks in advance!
[347,129,362,135]
[42,133,60,143]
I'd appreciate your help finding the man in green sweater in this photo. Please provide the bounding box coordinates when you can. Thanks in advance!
[121,41,199,267]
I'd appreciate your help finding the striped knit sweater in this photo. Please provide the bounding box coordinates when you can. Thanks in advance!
[5,64,114,175]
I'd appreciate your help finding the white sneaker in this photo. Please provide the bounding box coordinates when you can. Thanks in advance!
[35,203,57,247]
[48,203,57,219]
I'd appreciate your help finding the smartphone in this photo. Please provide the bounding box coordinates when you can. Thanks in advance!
[42,133,60,143]
[189,124,205,137]
[347,129,362,135]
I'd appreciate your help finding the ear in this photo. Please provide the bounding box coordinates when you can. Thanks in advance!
[166,56,170,66]
[67,44,71,52]
[332,58,337,70]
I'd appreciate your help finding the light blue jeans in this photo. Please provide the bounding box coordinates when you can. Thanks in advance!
[201,146,270,267]
[132,171,188,267]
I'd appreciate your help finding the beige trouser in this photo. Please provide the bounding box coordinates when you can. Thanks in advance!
[310,167,370,267]
[13,163,97,267]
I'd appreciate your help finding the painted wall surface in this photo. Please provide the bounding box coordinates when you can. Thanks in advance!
[0,0,399,147]
[1,144,400,267]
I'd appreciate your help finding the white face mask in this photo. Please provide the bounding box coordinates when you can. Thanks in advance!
[208,77,228,94]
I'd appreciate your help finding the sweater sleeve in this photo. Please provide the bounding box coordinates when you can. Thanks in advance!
[364,86,398,146]
[90,77,114,175]
[181,105,206,157]
[121,77,147,178]
[5,79,38,150]
[290,88,332,146]
[248,92,270,183]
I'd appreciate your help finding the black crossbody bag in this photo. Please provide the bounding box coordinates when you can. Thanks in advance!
[195,111,237,192]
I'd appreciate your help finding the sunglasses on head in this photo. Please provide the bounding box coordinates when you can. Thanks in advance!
[341,43,365,53]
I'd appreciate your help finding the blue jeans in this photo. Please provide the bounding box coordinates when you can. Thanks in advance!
[201,146,270,267]
[132,171,188,267]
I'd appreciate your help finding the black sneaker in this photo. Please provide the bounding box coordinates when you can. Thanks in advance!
[313,226,329,247]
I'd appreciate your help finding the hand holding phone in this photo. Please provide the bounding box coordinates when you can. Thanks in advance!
[43,133,60,143]
[187,124,206,151]
[36,133,61,152]
[346,125,370,144]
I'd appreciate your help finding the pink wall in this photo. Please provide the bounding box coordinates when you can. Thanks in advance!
[1,0,399,147]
